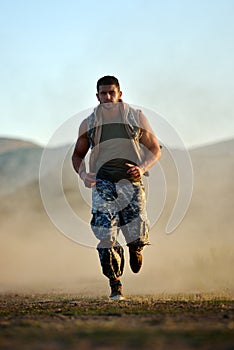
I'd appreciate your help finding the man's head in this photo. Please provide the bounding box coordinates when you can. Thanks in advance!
[96,75,122,104]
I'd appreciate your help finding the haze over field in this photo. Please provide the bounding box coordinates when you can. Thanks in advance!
[0,137,233,296]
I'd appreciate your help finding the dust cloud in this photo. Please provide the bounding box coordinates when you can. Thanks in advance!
[0,139,234,296]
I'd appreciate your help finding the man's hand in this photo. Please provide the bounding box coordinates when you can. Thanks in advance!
[125,163,144,180]
[81,172,97,188]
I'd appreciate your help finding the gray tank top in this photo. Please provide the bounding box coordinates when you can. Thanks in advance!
[96,123,138,182]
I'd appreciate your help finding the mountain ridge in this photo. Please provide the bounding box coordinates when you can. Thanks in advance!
[0,136,233,196]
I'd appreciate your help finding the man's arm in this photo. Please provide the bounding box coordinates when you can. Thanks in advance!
[72,119,97,188]
[126,111,161,179]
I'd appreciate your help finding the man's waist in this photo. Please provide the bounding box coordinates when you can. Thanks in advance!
[96,158,138,183]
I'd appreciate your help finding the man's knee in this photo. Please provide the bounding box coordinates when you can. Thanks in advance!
[97,239,117,249]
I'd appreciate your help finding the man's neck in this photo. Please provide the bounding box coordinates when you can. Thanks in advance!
[101,103,123,122]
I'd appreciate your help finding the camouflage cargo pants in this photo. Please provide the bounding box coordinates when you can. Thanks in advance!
[91,179,150,280]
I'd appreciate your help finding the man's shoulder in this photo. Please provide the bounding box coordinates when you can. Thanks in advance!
[128,106,153,132]
[128,104,141,112]
[79,112,94,135]
[127,105,142,127]
[79,111,95,128]
[86,111,95,124]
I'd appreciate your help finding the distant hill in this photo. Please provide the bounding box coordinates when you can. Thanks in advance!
[0,137,40,154]
[0,137,72,196]
[190,138,234,157]
[0,138,43,195]
[0,136,233,197]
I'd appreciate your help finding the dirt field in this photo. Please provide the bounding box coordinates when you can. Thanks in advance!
[0,293,233,350]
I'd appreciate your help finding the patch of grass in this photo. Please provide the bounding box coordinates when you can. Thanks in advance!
[0,293,233,349]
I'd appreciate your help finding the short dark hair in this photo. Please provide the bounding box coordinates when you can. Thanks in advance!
[96,75,120,92]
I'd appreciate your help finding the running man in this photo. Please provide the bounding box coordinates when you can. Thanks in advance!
[72,76,161,300]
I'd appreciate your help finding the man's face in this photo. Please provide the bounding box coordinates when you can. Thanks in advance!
[96,84,122,104]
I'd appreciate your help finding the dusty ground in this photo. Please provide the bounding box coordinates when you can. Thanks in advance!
[0,293,233,349]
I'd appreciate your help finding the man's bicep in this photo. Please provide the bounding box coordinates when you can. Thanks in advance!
[138,113,158,147]
[74,133,90,158]
[140,129,159,149]
[74,120,90,158]
[139,111,155,135]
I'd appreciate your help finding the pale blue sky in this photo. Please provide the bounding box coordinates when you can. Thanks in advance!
[1,0,234,147]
